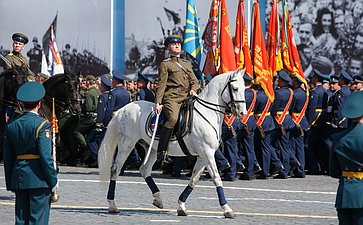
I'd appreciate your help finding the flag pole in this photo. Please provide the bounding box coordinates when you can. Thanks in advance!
[51,97,59,203]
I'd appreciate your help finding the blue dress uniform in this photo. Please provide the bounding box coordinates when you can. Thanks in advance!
[254,87,280,179]
[239,75,258,180]
[87,74,113,163]
[3,82,58,225]
[136,73,155,102]
[329,91,363,225]
[289,78,310,178]
[305,70,330,174]
[109,71,131,113]
[270,71,295,179]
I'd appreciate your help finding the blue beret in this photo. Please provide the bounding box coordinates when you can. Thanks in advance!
[101,74,112,88]
[12,33,29,44]
[277,70,292,84]
[243,73,253,81]
[17,82,45,103]
[137,72,149,82]
[342,91,363,118]
[164,35,183,46]
[340,70,353,81]
[112,70,126,81]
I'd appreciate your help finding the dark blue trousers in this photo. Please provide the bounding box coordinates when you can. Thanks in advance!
[271,129,291,177]
[238,130,256,178]
[289,128,305,176]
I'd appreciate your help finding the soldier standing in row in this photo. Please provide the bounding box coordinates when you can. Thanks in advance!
[136,73,155,102]
[3,33,34,78]
[155,34,199,158]
[26,37,42,73]
[3,82,58,225]
[329,91,363,225]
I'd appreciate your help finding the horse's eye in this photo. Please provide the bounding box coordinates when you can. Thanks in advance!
[232,87,238,91]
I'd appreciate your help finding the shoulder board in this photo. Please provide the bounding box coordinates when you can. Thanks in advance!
[163,58,171,62]
[8,53,13,56]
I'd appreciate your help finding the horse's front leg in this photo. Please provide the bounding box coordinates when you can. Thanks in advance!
[140,149,163,209]
[205,151,235,219]
[177,157,205,216]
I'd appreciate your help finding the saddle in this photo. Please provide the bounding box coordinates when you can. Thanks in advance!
[145,96,195,141]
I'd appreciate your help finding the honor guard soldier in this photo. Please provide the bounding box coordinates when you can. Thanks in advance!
[239,74,259,180]
[3,82,58,225]
[352,74,363,91]
[72,75,101,165]
[87,74,113,167]
[110,70,131,112]
[254,84,282,179]
[271,70,296,179]
[26,37,42,73]
[290,75,310,178]
[332,71,352,130]
[136,72,155,102]
[329,91,363,225]
[155,35,199,158]
[305,69,330,174]
[3,33,34,78]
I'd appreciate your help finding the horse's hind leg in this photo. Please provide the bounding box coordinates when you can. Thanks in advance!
[177,157,205,216]
[203,150,235,218]
[107,136,136,213]
[139,148,163,209]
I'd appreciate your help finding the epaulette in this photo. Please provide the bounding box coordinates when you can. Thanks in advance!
[8,52,13,56]
[163,58,171,62]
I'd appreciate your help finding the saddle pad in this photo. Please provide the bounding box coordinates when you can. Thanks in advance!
[145,111,166,139]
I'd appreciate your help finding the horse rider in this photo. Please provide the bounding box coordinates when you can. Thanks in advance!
[305,69,330,174]
[3,82,58,225]
[329,91,363,225]
[136,72,155,102]
[155,34,199,159]
[2,33,34,79]
[87,74,113,167]
[289,75,310,178]
[26,36,42,73]
[72,75,100,166]
[239,74,260,180]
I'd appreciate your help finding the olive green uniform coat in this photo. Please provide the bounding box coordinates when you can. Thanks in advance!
[4,52,34,75]
[155,56,199,128]
[330,122,363,225]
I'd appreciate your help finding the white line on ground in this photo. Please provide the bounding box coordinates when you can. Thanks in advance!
[0,176,336,195]
[199,197,335,205]
[150,219,180,222]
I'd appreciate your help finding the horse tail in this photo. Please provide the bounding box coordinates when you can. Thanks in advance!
[98,114,119,182]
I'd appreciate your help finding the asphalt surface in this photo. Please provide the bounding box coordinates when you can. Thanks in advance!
[0,165,339,225]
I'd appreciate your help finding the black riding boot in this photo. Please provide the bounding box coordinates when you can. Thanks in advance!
[157,127,173,165]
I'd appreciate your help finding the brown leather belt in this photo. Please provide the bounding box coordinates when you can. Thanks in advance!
[175,87,190,93]
[342,171,363,179]
[16,154,40,160]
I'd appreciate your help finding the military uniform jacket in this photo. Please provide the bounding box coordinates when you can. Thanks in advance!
[3,112,58,191]
[332,86,351,128]
[156,56,199,104]
[96,91,113,126]
[306,85,329,126]
[271,87,295,129]
[329,123,363,209]
[243,88,257,130]
[4,52,34,75]
[109,86,131,112]
[290,87,310,130]
[255,89,276,132]
[137,87,155,102]
[83,87,101,114]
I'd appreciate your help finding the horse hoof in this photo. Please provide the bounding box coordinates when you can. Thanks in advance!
[177,209,188,216]
[152,200,164,209]
[224,211,235,219]
[108,207,120,214]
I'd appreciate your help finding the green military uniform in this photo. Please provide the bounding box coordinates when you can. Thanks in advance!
[329,91,363,225]
[156,56,199,128]
[3,82,58,225]
[73,86,101,151]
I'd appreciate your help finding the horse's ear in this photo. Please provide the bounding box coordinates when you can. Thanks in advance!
[234,67,246,78]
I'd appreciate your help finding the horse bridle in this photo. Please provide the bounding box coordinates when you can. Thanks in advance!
[195,74,245,116]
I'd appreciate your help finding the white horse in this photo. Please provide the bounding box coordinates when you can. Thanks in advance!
[98,68,247,218]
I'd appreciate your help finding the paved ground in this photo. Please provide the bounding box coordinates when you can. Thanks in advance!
[0,165,339,225]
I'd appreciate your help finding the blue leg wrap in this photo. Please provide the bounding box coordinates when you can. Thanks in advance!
[178,185,193,202]
[216,186,227,206]
[145,176,160,194]
[107,180,116,200]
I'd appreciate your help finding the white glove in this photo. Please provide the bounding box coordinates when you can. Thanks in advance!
[52,181,59,192]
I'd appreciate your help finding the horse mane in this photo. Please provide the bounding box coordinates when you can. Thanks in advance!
[43,73,66,89]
